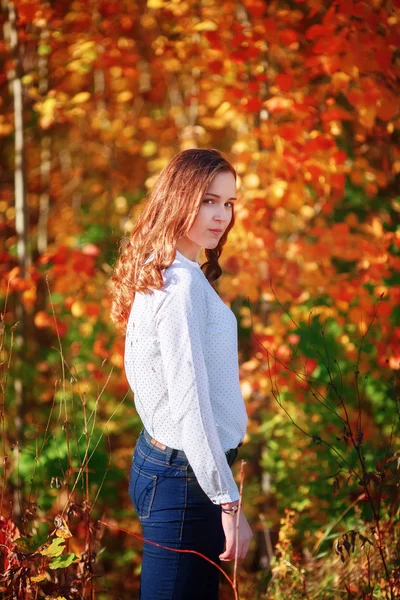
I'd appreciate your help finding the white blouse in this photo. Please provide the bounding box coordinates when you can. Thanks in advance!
[124,249,248,504]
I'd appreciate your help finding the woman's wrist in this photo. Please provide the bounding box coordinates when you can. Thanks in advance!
[220,501,239,509]
[220,502,240,516]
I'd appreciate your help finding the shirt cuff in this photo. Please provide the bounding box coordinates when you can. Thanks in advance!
[210,487,240,505]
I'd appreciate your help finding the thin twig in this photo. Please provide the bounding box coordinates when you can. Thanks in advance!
[233,459,246,595]
[98,519,239,599]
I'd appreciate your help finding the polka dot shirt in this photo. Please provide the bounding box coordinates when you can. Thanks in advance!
[124,249,248,504]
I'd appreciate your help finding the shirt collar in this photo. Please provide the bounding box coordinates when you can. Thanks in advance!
[175,249,202,270]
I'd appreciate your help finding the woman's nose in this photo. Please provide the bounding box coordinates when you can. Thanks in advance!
[214,207,227,222]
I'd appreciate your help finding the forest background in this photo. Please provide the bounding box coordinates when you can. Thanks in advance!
[0,0,399,598]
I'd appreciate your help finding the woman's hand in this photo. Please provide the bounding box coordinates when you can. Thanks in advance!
[219,504,253,561]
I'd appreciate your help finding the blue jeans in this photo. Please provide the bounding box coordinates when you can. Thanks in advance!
[128,428,240,600]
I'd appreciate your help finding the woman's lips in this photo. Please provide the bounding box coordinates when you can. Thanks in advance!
[209,229,222,234]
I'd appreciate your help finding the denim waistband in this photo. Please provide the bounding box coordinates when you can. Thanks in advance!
[141,428,241,465]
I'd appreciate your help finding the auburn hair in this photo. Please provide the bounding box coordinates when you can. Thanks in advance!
[106,148,237,333]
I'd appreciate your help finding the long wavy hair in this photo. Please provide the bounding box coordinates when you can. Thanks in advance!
[106,148,237,333]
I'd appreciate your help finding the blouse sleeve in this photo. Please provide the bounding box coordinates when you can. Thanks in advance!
[154,268,240,504]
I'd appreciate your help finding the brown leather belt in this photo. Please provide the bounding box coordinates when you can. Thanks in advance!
[150,436,242,452]
[150,437,167,450]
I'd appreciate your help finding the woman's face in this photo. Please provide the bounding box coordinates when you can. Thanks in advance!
[178,170,237,260]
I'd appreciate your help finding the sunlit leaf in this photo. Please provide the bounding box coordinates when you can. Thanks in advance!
[49,552,77,569]
[71,92,91,104]
[53,515,73,539]
[40,537,65,558]
[30,573,47,582]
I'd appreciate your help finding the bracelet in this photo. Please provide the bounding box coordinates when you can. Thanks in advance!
[221,504,239,517]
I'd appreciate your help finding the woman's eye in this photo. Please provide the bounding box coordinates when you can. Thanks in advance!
[203,199,233,208]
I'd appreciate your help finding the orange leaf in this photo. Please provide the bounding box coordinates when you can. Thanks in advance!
[34,311,52,328]
[376,94,399,122]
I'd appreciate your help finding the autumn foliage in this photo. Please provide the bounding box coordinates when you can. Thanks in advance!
[0,0,399,598]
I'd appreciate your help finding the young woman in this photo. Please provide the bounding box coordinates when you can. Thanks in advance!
[108,148,253,599]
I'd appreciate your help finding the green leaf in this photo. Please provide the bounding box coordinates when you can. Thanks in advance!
[50,292,64,304]
[49,552,77,569]
[38,44,52,56]
[14,536,41,553]
[78,224,111,244]
[40,537,65,557]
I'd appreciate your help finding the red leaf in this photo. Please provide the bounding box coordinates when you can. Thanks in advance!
[321,107,353,122]
[279,29,299,46]
[51,320,68,337]
[375,48,392,71]
[262,18,278,35]
[86,303,101,317]
[204,32,223,50]
[244,97,263,112]
[306,24,333,40]
[312,37,346,55]
[275,73,293,92]
[248,45,262,59]
[248,81,260,93]
[232,32,247,47]
[17,3,38,24]
[229,49,247,63]
[304,136,335,153]
[209,60,223,74]
[226,86,244,100]
[278,123,301,142]
[304,358,318,377]
[304,164,323,183]
[331,173,346,190]
[333,150,347,164]
[246,1,266,18]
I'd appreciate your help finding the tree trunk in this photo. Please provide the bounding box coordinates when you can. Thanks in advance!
[4,0,29,531]
[37,6,51,254]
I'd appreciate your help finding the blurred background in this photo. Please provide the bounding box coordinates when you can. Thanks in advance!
[0,0,399,598]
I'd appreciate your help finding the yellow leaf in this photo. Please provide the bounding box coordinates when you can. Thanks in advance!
[141,141,157,157]
[0,123,13,136]
[30,573,47,583]
[54,515,73,539]
[194,20,218,31]
[147,0,164,7]
[42,97,57,116]
[243,173,260,189]
[40,538,65,557]
[72,40,95,58]
[71,301,85,318]
[215,102,232,117]
[71,92,91,104]
[117,91,134,103]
